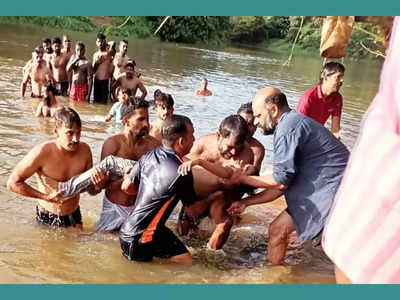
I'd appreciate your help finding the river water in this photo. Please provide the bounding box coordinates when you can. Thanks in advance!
[0,23,382,283]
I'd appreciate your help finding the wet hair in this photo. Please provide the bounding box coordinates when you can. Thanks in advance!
[52,37,62,45]
[76,41,85,51]
[218,115,249,145]
[320,62,345,83]
[237,102,253,115]
[54,107,81,129]
[162,114,193,147]
[120,97,149,120]
[121,39,128,45]
[34,46,44,54]
[42,38,51,44]
[44,83,56,107]
[155,93,174,108]
[124,59,136,68]
[264,92,289,110]
[97,32,106,41]
[119,87,131,96]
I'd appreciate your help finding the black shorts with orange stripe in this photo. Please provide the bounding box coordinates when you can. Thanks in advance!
[120,226,188,262]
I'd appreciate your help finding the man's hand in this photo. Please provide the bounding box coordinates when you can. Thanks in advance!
[90,166,109,191]
[227,201,246,216]
[178,159,201,176]
[45,189,68,203]
[123,167,132,180]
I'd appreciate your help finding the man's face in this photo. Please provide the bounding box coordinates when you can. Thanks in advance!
[53,43,61,54]
[43,42,52,53]
[125,108,150,139]
[75,45,85,58]
[181,123,195,156]
[252,99,277,136]
[323,71,344,94]
[118,91,129,103]
[96,38,106,50]
[120,42,128,54]
[55,124,81,152]
[217,134,244,160]
[239,112,256,137]
[155,103,173,121]
[63,36,71,49]
[34,51,44,64]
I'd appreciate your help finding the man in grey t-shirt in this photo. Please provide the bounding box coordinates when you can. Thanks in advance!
[228,87,349,265]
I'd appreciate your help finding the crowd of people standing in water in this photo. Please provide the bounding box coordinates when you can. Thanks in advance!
[7,30,359,282]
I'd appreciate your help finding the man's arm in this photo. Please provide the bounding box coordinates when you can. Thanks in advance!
[178,158,233,179]
[331,115,341,140]
[21,68,31,98]
[35,102,43,117]
[7,144,62,202]
[111,78,121,101]
[86,63,94,102]
[66,55,78,73]
[235,173,287,191]
[137,81,147,100]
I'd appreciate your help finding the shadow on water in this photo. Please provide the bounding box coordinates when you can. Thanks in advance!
[0,23,382,283]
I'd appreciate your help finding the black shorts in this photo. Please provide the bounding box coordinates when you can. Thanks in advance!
[93,78,109,104]
[120,226,188,262]
[56,81,69,97]
[36,205,82,227]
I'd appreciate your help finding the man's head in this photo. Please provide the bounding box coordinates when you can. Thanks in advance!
[75,42,85,58]
[155,93,174,121]
[117,88,131,103]
[252,87,288,136]
[107,41,116,57]
[237,102,256,137]
[124,60,136,79]
[96,32,107,50]
[52,37,62,55]
[154,89,163,101]
[119,40,128,55]
[121,98,150,139]
[42,38,52,54]
[33,46,44,64]
[44,83,57,98]
[320,62,345,95]
[162,114,194,157]
[201,78,208,89]
[62,35,72,50]
[217,115,249,160]
[54,107,82,152]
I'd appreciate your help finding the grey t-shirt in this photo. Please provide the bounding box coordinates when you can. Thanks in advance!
[273,109,349,242]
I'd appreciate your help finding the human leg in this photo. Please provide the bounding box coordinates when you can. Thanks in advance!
[267,210,296,265]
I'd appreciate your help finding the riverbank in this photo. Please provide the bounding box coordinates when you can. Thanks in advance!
[0,16,386,61]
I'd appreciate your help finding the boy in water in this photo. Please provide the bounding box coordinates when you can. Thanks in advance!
[105,88,131,124]
[149,92,174,141]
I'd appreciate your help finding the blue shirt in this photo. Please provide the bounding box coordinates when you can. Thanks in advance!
[108,102,123,123]
[273,109,349,242]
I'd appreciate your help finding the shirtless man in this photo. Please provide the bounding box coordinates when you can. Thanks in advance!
[7,107,103,228]
[196,78,212,96]
[149,93,174,142]
[92,33,114,104]
[61,35,73,95]
[49,37,70,97]
[42,38,53,68]
[237,102,265,172]
[111,60,147,101]
[113,40,130,81]
[35,83,60,118]
[21,46,55,98]
[96,98,160,231]
[67,42,93,102]
[179,114,262,249]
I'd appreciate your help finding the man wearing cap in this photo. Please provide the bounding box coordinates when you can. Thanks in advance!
[111,60,147,101]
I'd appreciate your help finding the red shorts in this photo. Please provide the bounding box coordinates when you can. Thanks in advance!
[70,83,88,102]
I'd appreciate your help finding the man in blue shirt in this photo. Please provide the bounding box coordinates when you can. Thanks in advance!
[228,87,349,265]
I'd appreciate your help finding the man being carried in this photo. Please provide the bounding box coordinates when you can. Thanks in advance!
[7,107,104,228]
[228,87,349,265]
[149,92,174,141]
[67,42,93,102]
[92,32,114,104]
[21,46,55,98]
[49,37,70,97]
[111,60,147,101]
[178,115,263,249]
[297,62,345,139]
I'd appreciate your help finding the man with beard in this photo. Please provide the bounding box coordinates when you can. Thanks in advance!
[111,60,147,101]
[297,62,345,139]
[67,42,93,102]
[227,87,349,265]
[42,38,53,67]
[7,107,102,228]
[21,46,55,98]
[92,32,114,104]
[49,37,70,96]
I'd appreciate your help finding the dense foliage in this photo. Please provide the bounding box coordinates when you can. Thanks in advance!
[0,16,386,60]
